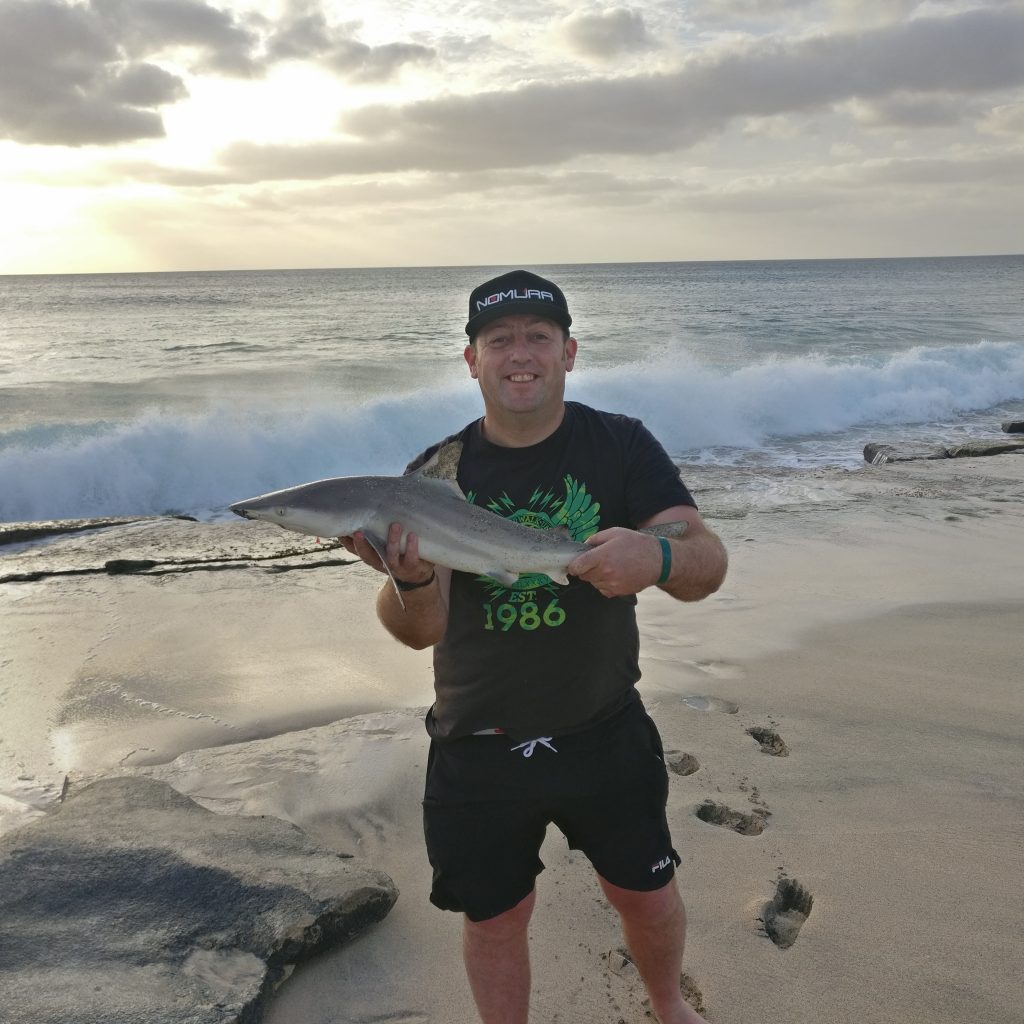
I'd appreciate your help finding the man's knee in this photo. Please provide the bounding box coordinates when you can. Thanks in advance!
[464,889,536,943]
[598,875,682,924]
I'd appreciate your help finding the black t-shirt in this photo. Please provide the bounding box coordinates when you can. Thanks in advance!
[405,402,696,741]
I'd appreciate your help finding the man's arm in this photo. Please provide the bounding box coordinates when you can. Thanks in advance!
[566,505,727,601]
[340,523,451,650]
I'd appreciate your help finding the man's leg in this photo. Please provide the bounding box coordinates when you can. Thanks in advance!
[598,875,708,1024]
[462,889,536,1024]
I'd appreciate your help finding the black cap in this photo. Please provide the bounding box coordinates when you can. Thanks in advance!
[465,270,572,339]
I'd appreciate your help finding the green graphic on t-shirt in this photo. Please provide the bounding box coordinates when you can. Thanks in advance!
[466,476,601,631]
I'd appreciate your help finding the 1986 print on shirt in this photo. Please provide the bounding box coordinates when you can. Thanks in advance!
[466,475,600,632]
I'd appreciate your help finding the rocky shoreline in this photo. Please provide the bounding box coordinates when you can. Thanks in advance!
[3,445,1023,1024]
[1,777,397,1024]
[864,420,1024,464]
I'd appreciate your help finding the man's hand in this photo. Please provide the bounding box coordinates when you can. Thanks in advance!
[566,527,662,598]
[339,522,435,585]
[567,506,727,602]
[340,521,449,650]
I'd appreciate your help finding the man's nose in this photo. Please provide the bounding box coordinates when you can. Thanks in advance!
[507,334,532,359]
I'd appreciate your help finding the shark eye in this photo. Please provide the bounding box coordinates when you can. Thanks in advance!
[275,508,287,517]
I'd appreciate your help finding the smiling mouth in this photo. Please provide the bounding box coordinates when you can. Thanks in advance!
[507,373,537,383]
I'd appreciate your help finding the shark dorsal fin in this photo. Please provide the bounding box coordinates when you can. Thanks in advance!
[414,439,465,494]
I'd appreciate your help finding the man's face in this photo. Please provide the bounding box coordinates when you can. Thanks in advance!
[464,315,577,418]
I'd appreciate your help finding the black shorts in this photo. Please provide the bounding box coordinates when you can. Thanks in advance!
[421,694,680,922]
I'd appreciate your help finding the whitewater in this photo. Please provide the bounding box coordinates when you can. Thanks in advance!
[2,257,1022,523]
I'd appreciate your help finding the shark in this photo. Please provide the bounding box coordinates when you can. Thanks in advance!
[230,440,685,599]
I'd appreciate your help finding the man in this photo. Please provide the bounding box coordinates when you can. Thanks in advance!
[341,269,727,1024]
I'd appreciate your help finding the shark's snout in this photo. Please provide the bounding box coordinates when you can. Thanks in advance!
[229,504,253,520]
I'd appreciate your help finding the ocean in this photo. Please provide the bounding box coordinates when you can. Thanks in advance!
[1,256,1023,525]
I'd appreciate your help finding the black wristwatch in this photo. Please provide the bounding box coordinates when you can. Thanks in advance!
[395,570,436,592]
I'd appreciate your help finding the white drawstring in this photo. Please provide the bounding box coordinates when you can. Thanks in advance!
[510,737,558,758]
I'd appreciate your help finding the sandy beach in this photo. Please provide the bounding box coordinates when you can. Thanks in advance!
[2,452,1022,1023]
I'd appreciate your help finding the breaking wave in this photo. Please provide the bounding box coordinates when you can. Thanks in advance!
[2,340,1022,521]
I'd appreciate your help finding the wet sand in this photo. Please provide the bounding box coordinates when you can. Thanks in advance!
[2,453,1022,1022]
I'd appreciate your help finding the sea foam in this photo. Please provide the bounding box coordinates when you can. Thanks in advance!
[1,341,1022,522]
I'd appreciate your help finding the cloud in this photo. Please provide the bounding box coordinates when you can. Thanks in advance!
[561,8,657,60]
[211,6,1024,181]
[321,40,435,83]
[686,0,818,23]
[100,62,189,106]
[0,0,188,145]
[849,92,976,128]
[266,4,435,82]
[0,0,437,146]
[92,0,263,76]
[978,99,1024,136]
[686,0,953,29]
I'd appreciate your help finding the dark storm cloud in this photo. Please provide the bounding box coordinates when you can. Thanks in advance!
[0,0,436,146]
[215,6,1024,181]
[562,8,656,60]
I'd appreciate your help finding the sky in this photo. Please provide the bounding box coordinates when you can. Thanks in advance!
[1,0,1022,274]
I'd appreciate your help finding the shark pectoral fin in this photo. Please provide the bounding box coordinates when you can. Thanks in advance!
[486,569,521,587]
[639,521,688,539]
[548,572,570,586]
[362,530,406,611]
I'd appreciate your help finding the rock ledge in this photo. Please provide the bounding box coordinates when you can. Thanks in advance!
[0,777,398,1024]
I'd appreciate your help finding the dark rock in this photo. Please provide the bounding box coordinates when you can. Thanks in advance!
[104,559,159,574]
[1002,421,1024,434]
[0,516,195,547]
[0,516,351,586]
[946,440,1024,458]
[866,438,1024,463]
[0,777,398,1024]
[863,442,949,465]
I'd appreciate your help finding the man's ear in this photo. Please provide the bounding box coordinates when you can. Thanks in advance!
[464,343,479,379]
[564,336,578,372]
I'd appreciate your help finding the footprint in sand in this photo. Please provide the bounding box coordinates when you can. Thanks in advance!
[762,877,814,949]
[664,751,700,777]
[682,695,739,714]
[604,947,707,1018]
[746,726,790,757]
[685,659,745,679]
[695,799,768,836]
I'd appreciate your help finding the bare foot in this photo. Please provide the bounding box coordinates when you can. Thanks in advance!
[655,975,711,1022]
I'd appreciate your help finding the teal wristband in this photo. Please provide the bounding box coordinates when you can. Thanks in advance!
[656,537,672,585]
